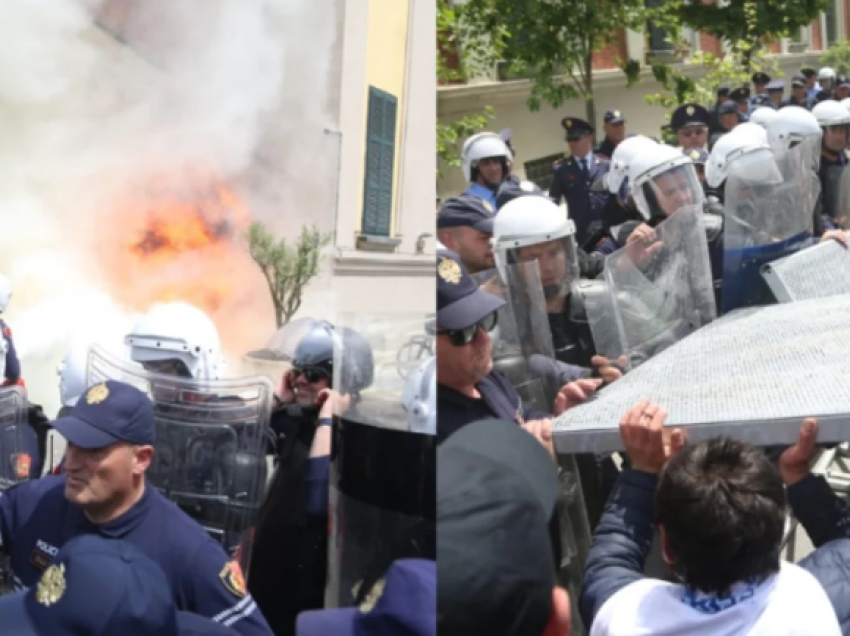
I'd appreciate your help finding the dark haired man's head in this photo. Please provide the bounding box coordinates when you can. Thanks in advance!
[655,437,786,596]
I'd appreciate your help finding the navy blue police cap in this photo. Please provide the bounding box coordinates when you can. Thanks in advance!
[438,195,496,234]
[801,66,817,78]
[792,74,807,88]
[838,74,850,88]
[718,101,739,115]
[0,534,179,636]
[685,148,708,165]
[716,86,730,97]
[561,117,593,140]
[495,179,544,210]
[730,86,751,102]
[603,109,625,124]
[437,249,505,331]
[297,559,436,636]
[752,72,771,85]
[437,418,559,636]
[766,79,785,92]
[671,103,710,130]
[53,380,155,449]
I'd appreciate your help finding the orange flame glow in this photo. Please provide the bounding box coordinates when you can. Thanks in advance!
[99,168,272,353]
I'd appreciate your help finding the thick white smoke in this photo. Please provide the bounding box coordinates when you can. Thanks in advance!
[0,0,340,414]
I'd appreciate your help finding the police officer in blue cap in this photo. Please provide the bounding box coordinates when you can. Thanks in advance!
[549,117,611,246]
[436,195,497,274]
[709,101,742,151]
[297,559,435,636]
[595,110,627,159]
[783,75,811,109]
[765,79,785,109]
[751,71,771,102]
[0,380,274,636]
[0,534,241,635]
[671,103,710,152]
[730,87,752,120]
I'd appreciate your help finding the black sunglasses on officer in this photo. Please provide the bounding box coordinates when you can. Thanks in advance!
[437,311,498,347]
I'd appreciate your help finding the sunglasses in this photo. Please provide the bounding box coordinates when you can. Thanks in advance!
[292,366,330,384]
[438,311,498,347]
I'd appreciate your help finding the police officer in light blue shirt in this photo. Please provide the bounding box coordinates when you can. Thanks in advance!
[460,132,513,210]
[0,380,274,636]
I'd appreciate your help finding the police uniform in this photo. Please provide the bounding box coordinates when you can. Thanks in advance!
[0,381,273,636]
[750,72,771,106]
[782,75,811,109]
[0,533,242,635]
[549,117,611,246]
[729,87,751,121]
[764,79,786,109]
[595,109,626,159]
[671,103,711,152]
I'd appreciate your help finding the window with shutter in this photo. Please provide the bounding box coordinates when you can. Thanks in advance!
[361,86,398,237]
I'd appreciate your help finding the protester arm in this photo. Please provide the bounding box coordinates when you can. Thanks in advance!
[787,474,850,548]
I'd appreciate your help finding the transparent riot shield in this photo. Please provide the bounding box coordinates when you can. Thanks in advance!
[326,314,436,609]
[602,204,717,370]
[573,278,624,363]
[837,168,850,229]
[722,149,814,313]
[0,386,31,490]
[500,261,592,635]
[86,345,273,577]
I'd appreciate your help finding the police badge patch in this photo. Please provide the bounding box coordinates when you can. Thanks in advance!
[219,560,247,599]
[438,257,462,284]
[36,563,66,606]
[86,383,109,405]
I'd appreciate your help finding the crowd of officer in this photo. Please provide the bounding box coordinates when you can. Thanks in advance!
[0,284,437,635]
[435,64,850,635]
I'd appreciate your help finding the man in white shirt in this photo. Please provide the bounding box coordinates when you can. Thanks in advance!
[580,401,841,636]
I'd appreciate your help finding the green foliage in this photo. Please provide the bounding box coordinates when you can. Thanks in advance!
[642,0,792,125]
[247,223,332,328]
[458,0,649,124]
[437,109,495,178]
[437,0,498,173]
[820,40,850,75]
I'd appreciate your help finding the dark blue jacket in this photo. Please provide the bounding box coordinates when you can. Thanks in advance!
[1,319,20,383]
[436,370,550,443]
[0,476,274,636]
[790,474,850,635]
[579,469,657,629]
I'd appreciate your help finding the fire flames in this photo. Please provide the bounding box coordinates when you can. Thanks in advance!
[102,168,263,326]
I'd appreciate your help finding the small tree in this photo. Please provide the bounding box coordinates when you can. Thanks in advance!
[437,0,495,176]
[820,40,850,75]
[458,0,650,138]
[247,222,332,328]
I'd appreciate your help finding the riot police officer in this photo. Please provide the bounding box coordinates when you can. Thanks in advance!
[459,132,512,209]
[549,117,611,246]
[812,100,850,225]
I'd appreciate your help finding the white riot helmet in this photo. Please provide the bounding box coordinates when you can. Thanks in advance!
[607,135,659,195]
[491,195,579,298]
[706,130,778,189]
[461,132,512,183]
[57,341,91,408]
[765,106,822,153]
[627,145,704,220]
[402,355,436,435]
[0,275,11,313]
[749,107,779,128]
[812,99,850,126]
[734,121,769,145]
[126,301,223,380]
[819,67,836,82]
